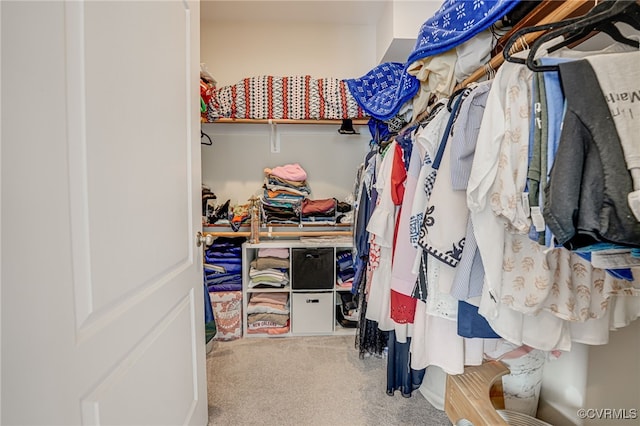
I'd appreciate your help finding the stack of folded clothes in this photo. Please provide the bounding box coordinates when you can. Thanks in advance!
[299,198,337,224]
[203,237,245,292]
[335,249,356,290]
[248,247,290,289]
[246,292,290,335]
[261,163,311,224]
[336,200,354,224]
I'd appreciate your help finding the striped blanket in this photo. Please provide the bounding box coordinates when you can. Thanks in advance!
[206,75,366,121]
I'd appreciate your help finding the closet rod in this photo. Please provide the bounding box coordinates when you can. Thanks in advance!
[210,118,369,125]
[204,230,353,238]
[454,0,595,90]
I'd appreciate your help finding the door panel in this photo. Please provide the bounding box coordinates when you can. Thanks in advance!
[81,294,200,426]
[1,0,206,424]
[82,0,191,315]
[67,0,193,332]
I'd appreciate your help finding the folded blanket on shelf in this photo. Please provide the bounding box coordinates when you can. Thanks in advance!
[207,75,366,121]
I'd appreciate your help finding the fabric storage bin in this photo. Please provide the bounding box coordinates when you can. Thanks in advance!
[291,247,334,289]
[291,292,334,334]
[209,291,243,341]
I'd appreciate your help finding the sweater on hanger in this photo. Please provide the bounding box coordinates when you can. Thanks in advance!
[543,59,640,249]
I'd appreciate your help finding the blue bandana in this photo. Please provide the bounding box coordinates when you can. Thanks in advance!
[345,62,420,121]
[408,0,520,64]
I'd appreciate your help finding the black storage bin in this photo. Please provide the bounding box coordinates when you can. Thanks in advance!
[291,248,334,290]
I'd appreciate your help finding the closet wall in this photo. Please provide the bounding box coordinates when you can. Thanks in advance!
[201,21,376,87]
[200,123,370,204]
[376,0,439,63]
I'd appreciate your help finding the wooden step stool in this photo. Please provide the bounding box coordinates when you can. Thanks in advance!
[445,361,510,426]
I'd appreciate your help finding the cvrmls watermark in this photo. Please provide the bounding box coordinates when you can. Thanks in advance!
[577,408,638,420]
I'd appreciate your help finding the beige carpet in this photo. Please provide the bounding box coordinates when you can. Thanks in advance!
[206,335,451,426]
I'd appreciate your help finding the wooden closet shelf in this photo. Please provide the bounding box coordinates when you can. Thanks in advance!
[205,118,369,125]
[204,230,353,238]
[204,223,352,228]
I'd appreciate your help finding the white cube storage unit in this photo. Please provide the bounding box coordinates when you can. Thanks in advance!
[242,240,356,337]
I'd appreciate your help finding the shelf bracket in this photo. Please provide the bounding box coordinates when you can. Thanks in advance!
[268,119,280,153]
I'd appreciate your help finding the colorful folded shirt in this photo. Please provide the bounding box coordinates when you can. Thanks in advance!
[301,198,337,215]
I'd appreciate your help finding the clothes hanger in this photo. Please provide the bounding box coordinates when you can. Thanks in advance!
[536,0,640,54]
[526,0,640,72]
[201,130,213,145]
[545,13,640,54]
[502,14,594,65]
[417,101,446,129]
[501,0,633,66]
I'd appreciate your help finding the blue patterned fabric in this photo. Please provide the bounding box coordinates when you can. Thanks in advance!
[347,1,519,121]
[345,62,420,121]
[368,118,393,143]
[408,0,520,64]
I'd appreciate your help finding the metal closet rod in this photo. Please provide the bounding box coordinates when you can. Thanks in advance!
[209,118,369,125]
[204,230,353,238]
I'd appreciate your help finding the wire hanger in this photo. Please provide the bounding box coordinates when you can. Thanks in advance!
[201,130,213,146]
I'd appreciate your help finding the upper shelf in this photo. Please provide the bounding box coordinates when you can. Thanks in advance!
[205,118,369,125]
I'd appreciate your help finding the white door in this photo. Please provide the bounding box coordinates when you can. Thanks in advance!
[1,1,207,424]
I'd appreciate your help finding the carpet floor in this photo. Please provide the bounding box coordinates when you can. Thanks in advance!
[206,335,451,426]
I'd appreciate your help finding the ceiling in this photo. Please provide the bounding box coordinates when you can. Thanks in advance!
[200,0,388,25]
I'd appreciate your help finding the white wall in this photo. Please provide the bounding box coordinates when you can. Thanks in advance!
[376,0,394,63]
[584,319,640,426]
[538,344,590,425]
[201,122,370,204]
[392,0,437,39]
[377,0,441,64]
[538,319,640,426]
[201,21,377,87]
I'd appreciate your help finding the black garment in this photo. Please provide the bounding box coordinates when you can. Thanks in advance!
[202,188,217,218]
[262,204,299,223]
[336,201,352,213]
[543,60,640,249]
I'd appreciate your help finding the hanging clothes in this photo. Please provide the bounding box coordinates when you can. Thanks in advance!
[364,142,399,333]
[544,56,640,248]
